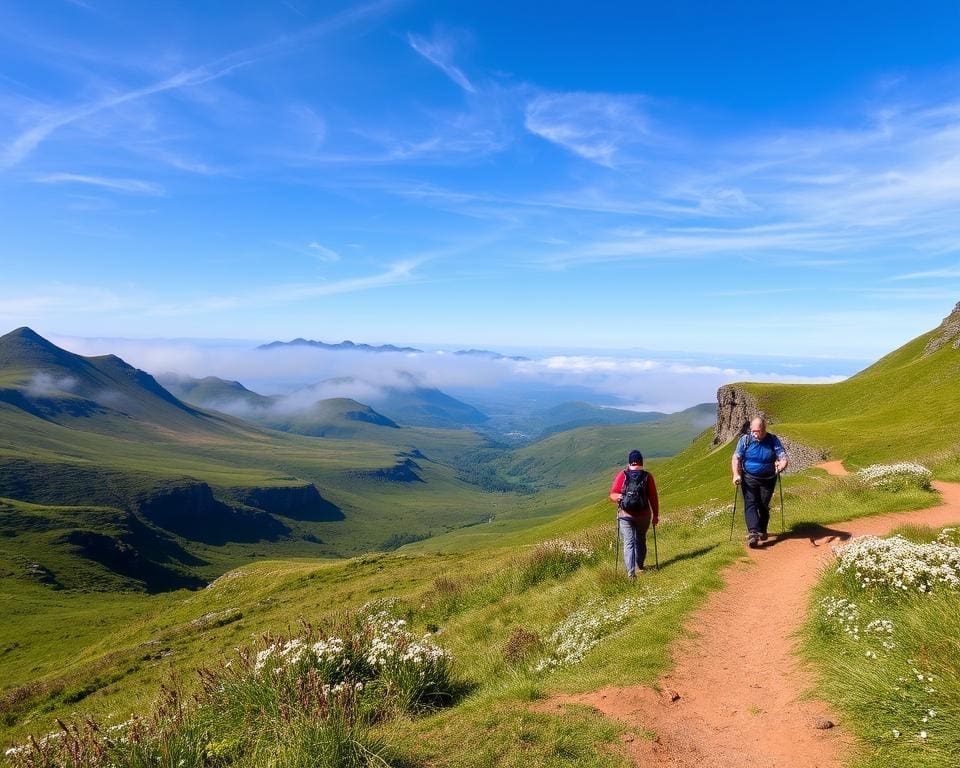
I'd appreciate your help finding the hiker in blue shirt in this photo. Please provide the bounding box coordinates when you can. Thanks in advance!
[731,416,788,548]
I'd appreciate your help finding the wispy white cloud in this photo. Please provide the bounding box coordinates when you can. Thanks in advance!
[306,242,340,262]
[1,64,251,169]
[35,172,164,194]
[524,92,653,167]
[139,260,423,317]
[261,259,421,301]
[888,263,960,280]
[408,31,476,94]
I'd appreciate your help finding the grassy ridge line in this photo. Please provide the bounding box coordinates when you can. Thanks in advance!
[738,334,960,468]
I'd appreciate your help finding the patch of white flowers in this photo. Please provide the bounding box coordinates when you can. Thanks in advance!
[363,610,451,670]
[856,462,932,490]
[253,610,450,682]
[534,588,679,672]
[834,532,960,593]
[696,504,732,527]
[818,596,861,639]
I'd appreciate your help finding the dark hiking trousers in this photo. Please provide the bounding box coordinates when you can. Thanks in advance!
[741,472,777,535]
[618,513,651,576]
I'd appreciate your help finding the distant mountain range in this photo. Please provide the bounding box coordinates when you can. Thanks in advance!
[256,338,530,361]
[257,338,423,353]
[160,372,486,432]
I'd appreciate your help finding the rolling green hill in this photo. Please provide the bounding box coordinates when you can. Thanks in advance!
[161,373,401,439]
[158,374,274,413]
[730,302,960,469]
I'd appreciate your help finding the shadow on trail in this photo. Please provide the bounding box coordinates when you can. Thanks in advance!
[757,521,852,549]
[653,543,720,570]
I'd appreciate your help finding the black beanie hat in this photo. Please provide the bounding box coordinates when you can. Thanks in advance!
[628,450,643,464]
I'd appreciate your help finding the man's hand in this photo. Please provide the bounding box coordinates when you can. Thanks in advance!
[733,474,742,486]
[775,460,787,474]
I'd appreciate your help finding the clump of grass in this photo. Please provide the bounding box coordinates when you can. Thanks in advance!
[6,606,458,768]
[516,536,598,590]
[501,628,543,665]
[804,526,960,767]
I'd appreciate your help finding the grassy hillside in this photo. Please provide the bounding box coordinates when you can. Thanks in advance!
[0,330,712,594]
[735,321,960,468]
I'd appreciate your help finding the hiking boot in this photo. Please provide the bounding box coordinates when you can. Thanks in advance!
[747,533,759,548]
[759,532,769,542]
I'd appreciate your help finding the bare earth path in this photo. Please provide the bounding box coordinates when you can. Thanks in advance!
[545,462,960,767]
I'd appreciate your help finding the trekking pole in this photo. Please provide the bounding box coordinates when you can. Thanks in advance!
[778,472,785,535]
[728,483,739,542]
[652,521,659,570]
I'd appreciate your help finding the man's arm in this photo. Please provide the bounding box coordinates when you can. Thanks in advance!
[731,437,743,485]
[773,436,788,474]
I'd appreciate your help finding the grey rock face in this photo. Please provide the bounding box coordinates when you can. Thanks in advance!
[713,385,759,446]
[922,301,960,356]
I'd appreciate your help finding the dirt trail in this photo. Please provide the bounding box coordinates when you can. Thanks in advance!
[545,461,960,767]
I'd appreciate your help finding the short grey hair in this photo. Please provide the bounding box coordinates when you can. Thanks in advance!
[750,415,767,428]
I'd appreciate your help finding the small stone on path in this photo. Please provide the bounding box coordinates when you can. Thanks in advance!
[814,718,835,730]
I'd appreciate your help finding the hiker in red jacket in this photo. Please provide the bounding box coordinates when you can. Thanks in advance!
[610,450,660,578]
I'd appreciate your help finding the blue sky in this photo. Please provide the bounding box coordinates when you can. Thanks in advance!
[2,0,960,360]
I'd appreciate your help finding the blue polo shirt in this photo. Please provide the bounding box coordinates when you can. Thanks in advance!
[735,433,786,479]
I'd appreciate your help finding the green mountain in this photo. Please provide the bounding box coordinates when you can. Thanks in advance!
[158,374,274,413]
[0,329,503,589]
[0,327,230,439]
[307,374,489,429]
[160,374,400,439]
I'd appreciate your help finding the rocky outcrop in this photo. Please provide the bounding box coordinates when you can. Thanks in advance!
[713,385,826,473]
[232,484,343,521]
[353,458,425,484]
[923,301,960,356]
[135,483,289,545]
[776,436,828,473]
[713,385,760,446]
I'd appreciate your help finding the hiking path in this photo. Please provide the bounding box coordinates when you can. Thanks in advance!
[543,461,960,767]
